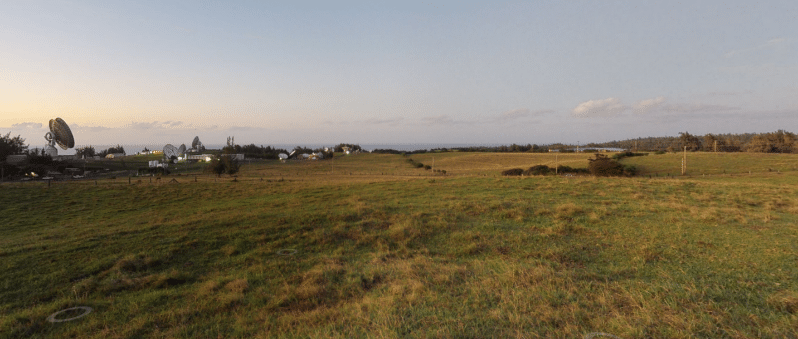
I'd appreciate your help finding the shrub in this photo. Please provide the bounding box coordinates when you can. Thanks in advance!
[205,155,240,177]
[556,165,590,175]
[415,163,424,168]
[588,154,626,177]
[502,168,524,176]
[424,165,431,170]
[612,151,649,160]
[524,165,552,176]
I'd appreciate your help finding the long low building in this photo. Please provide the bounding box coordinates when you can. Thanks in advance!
[183,154,244,161]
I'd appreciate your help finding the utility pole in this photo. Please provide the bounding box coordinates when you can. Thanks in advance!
[714,140,717,153]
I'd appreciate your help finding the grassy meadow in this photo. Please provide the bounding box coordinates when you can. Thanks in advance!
[2,152,798,338]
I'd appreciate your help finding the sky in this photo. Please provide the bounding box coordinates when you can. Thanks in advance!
[2,0,797,150]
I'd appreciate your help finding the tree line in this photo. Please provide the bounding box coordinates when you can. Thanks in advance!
[588,130,798,153]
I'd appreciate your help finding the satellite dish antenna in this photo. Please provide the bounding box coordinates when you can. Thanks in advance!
[178,144,186,155]
[191,136,203,150]
[44,117,75,157]
[288,150,296,159]
[163,144,179,162]
[278,153,288,160]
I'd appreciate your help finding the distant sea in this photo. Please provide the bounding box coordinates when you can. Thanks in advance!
[58,143,510,155]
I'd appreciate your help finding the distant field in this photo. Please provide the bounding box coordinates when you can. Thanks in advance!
[619,152,798,177]
[2,152,798,338]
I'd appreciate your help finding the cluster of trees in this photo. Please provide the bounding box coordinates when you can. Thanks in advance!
[372,149,427,155]
[501,165,590,176]
[206,146,241,177]
[588,154,637,177]
[205,155,240,177]
[334,144,362,153]
[442,144,550,153]
[74,145,127,158]
[100,145,126,156]
[220,144,334,160]
[223,144,289,159]
[1,132,27,161]
[502,154,636,177]
[589,130,798,153]
[75,146,96,158]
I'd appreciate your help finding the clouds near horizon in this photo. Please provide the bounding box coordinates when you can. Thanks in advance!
[572,98,627,118]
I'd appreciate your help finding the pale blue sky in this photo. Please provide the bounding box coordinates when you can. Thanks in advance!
[2,1,797,148]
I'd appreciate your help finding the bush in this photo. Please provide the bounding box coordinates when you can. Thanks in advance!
[415,163,424,168]
[502,168,524,176]
[612,151,649,160]
[588,154,634,177]
[205,155,240,177]
[524,165,552,176]
[556,165,590,175]
[424,165,431,170]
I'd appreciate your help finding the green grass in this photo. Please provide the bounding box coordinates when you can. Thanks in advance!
[2,152,798,338]
[619,151,798,177]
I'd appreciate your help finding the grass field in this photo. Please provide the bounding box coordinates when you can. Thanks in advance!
[2,152,798,338]
[619,152,798,177]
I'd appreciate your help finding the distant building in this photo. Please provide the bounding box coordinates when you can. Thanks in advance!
[105,153,126,159]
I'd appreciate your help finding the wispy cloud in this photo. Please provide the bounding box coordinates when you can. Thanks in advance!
[572,98,627,118]
[129,121,160,130]
[660,103,738,113]
[632,97,665,115]
[227,126,258,132]
[706,90,751,97]
[717,63,798,77]
[725,38,786,58]
[128,121,185,130]
[495,108,554,122]
[11,122,43,129]
[71,123,111,132]
[363,117,405,126]
[418,115,471,126]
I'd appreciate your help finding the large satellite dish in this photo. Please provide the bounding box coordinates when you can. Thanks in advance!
[278,153,288,160]
[163,144,179,161]
[44,117,75,157]
[178,144,186,155]
[192,136,201,149]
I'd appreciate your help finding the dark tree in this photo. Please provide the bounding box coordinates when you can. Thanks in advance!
[679,132,702,151]
[98,144,126,157]
[745,130,797,153]
[588,154,636,177]
[0,132,28,161]
[205,155,240,177]
[334,143,362,152]
[75,146,96,158]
